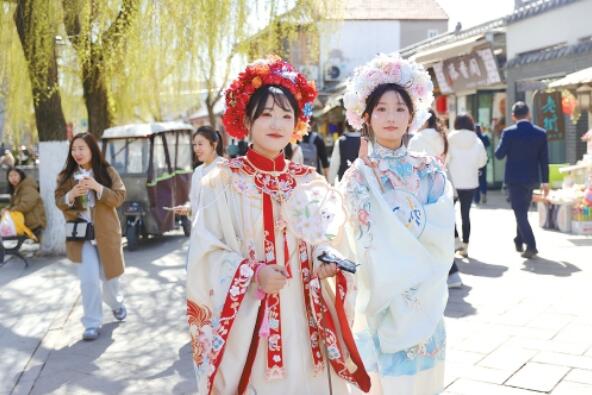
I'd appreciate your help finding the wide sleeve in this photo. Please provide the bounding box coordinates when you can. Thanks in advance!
[328,138,341,185]
[189,167,201,219]
[186,169,260,393]
[98,167,126,208]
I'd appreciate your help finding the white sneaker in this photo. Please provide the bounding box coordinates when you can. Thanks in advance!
[448,272,463,289]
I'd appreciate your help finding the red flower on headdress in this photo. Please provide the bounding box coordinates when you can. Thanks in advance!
[222,55,318,141]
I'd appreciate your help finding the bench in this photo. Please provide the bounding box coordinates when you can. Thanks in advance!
[0,235,30,267]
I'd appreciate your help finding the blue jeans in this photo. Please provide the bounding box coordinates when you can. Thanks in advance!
[508,183,537,250]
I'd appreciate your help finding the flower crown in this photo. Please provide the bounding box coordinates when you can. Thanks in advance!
[222,55,318,142]
[343,53,434,133]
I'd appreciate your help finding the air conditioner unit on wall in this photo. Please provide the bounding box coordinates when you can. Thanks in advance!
[324,63,344,82]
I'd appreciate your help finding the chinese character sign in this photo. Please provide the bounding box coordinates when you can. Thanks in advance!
[439,46,502,92]
[534,91,564,141]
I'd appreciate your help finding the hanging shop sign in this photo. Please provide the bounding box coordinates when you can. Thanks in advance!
[433,45,502,94]
[534,91,565,141]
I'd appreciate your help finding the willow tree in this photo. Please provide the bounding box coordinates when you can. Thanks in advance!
[3,0,69,254]
[181,0,339,128]
[13,0,67,141]
[62,0,138,137]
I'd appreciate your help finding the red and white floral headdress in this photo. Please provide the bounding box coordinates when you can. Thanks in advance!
[343,53,434,133]
[222,55,318,142]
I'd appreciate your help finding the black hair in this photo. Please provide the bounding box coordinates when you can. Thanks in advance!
[245,85,299,126]
[58,133,113,188]
[454,113,475,131]
[6,167,27,195]
[426,108,449,156]
[194,125,224,157]
[363,83,415,141]
[512,101,529,118]
[283,142,294,160]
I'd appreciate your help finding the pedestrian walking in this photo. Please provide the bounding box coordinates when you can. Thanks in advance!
[473,124,491,204]
[186,56,369,395]
[300,118,330,178]
[447,114,488,259]
[172,126,224,221]
[408,108,448,163]
[55,133,127,341]
[341,53,455,395]
[408,109,463,288]
[495,101,549,258]
[328,123,361,184]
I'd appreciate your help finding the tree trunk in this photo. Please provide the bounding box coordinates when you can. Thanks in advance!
[38,141,69,255]
[82,59,113,138]
[14,0,68,255]
[14,0,67,142]
[207,100,216,128]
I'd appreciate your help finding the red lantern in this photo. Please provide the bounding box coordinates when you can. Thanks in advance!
[562,94,576,116]
[435,95,447,114]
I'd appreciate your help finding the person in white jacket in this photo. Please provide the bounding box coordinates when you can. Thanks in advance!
[408,109,448,162]
[447,114,487,258]
[409,109,464,289]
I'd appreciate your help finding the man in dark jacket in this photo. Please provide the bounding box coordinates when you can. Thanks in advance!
[495,102,549,258]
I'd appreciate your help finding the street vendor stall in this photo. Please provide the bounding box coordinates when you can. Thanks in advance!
[537,129,592,235]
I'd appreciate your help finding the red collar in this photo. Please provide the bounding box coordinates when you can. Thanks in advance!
[246,147,286,172]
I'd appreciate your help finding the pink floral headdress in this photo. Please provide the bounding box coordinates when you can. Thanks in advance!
[343,53,434,132]
[222,55,318,143]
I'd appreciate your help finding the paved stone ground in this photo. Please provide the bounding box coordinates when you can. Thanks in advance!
[1,191,591,394]
[443,192,592,395]
[1,235,195,395]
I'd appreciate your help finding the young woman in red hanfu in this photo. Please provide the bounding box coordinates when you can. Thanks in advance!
[186,55,370,395]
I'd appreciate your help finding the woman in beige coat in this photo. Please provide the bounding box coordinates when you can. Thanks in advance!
[55,133,127,341]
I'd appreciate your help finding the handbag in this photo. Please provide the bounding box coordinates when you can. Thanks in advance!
[66,219,95,241]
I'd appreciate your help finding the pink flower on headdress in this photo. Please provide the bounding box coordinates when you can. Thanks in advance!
[346,109,363,130]
[383,62,401,81]
[412,83,427,99]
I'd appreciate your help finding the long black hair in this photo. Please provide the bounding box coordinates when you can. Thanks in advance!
[6,167,27,195]
[58,133,113,188]
[362,83,415,142]
[193,125,224,157]
[426,108,449,156]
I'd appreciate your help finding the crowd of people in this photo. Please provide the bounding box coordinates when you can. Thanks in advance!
[0,49,550,395]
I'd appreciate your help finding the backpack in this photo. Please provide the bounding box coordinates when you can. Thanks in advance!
[301,132,318,168]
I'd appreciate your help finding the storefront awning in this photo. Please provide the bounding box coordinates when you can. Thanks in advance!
[549,66,592,88]
[411,35,485,65]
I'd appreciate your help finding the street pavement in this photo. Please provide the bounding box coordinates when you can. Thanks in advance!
[1,191,591,394]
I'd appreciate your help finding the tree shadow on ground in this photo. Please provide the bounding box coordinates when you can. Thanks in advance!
[521,257,581,277]
[28,322,125,394]
[144,341,196,393]
[446,284,477,318]
[456,257,508,278]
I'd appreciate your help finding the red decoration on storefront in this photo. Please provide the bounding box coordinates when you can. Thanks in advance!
[561,94,577,116]
[435,95,447,113]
